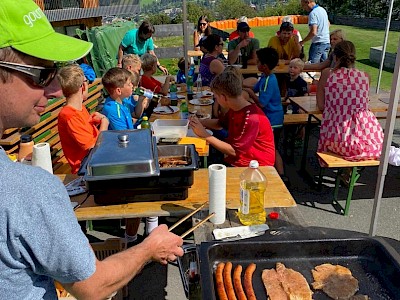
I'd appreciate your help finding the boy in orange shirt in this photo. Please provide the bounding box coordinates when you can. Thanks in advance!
[57,64,109,174]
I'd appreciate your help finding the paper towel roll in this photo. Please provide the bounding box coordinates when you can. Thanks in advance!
[208,164,226,224]
[32,142,53,174]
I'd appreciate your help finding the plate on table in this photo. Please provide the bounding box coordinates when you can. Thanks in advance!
[167,93,186,99]
[189,98,214,106]
[187,128,213,137]
[153,106,180,114]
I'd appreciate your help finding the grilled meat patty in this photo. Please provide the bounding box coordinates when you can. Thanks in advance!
[312,263,359,299]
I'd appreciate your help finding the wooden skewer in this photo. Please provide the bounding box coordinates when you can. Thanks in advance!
[180,212,215,239]
[168,202,207,232]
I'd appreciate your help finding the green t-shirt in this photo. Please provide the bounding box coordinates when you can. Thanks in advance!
[121,28,154,56]
[228,38,260,63]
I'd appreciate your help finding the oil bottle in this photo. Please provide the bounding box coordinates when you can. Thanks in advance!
[238,160,267,225]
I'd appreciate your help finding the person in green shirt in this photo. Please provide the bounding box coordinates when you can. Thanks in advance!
[117,21,169,75]
[228,22,260,66]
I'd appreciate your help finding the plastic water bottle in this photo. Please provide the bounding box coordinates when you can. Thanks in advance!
[195,74,202,99]
[180,100,189,119]
[238,160,267,226]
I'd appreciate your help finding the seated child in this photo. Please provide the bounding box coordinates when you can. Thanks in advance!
[102,68,142,130]
[286,58,308,113]
[189,71,275,167]
[140,53,174,96]
[101,67,158,240]
[122,54,142,75]
[176,57,196,84]
[243,47,288,184]
[57,64,109,174]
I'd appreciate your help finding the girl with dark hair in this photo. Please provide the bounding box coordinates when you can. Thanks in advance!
[317,41,383,161]
[194,15,212,51]
[199,34,225,87]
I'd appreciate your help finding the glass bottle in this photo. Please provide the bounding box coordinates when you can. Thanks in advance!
[134,87,161,103]
[186,75,194,95]
[238,160,267,225]
[195,74,202,99]
[180,100,189,119]
[140,116,151,129]
[18,134,34,162]
[169,81,178,106]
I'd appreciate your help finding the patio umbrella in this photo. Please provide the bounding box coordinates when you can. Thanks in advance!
[369,37,400,236]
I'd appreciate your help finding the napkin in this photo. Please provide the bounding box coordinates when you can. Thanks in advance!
[179,137,207,152]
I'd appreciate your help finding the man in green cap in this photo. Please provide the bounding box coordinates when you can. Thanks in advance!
[0,1,183,299]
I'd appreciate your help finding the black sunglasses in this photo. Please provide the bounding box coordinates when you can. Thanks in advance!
[199,23,207,26]
[0,61,58,87]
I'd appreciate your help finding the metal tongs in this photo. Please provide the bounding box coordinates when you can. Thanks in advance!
[168,202,214,238]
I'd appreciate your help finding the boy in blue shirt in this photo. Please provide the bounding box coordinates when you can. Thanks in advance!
[176,57,196,84]
[244,47,289,185]
[102,68,149,130]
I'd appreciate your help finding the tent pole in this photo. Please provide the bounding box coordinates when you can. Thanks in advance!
[376,0,394,93]
[370,37,400,236]
[182,0,189,80]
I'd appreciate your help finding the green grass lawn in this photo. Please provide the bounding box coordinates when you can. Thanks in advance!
[155,25,398,91]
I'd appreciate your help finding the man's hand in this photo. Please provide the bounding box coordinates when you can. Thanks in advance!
[140,225,183,265]
[158,65,169,75]
[238,38,250,49]
[189,115,212,138]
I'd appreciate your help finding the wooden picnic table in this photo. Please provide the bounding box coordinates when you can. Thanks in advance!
[59,166,296,221]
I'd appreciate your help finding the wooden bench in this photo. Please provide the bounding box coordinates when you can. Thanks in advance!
[284,113,322,125]
[0,78,104,174]
[317,151,380,216]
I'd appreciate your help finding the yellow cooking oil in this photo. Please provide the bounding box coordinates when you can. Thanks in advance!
[238,160,267,226]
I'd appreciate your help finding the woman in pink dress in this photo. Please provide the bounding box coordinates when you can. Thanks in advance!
[316,41,383,161]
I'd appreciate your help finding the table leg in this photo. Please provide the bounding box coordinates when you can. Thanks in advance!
[300,114,312,173]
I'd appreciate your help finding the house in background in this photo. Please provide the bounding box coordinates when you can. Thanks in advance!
[34,0,140,36]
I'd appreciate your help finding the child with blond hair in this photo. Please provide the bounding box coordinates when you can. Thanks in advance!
[122,54,142,75]
[286,58,308,114]
[57,64,109,174]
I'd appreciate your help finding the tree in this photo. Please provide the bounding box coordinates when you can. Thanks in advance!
[216,0,257,20]
[174,2,215,25]
[148,13,171,25]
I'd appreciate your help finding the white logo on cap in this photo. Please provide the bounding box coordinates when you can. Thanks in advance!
[23,8,45,27]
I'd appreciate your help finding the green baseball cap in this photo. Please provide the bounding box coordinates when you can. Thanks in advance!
[0,0,93,62]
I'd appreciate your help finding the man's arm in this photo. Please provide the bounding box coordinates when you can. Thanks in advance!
[64,225,183,300]
[300,24,317,46]
[247,39,259,65]
[117,45,124,68]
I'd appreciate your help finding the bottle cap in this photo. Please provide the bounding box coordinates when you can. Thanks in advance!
[20,134,32,143]
[142,116,148,121]
[268,212,279,219]
[249,160,259,168]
